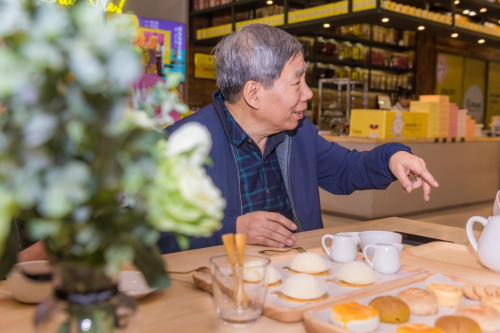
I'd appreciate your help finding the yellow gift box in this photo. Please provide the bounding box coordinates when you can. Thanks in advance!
[288,3,335,23]
[350,110,429,139]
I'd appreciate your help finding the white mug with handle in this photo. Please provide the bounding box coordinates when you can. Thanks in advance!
[362,242,403,274]
[322,233,360,263]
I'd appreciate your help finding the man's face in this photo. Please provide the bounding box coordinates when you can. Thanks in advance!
[258,54,313,132]
[399,96,410,108]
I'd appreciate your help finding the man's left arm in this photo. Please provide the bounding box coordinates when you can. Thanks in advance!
[315,134,438,201]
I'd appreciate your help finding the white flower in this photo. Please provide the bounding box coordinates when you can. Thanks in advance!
[166,123,212,166]
[129,110,156,129]
[69,42,105,88]
[0,49,28,97]
[21,41,64,72]
[33,3,71,40]
[108,47,142,85]
[0,0,30,37]
[23,111,58,148]
[177,160,226,218]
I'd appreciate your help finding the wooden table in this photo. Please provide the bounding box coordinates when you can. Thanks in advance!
[0,217,481,333]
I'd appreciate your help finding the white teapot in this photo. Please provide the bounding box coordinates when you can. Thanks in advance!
[466,215,500,273]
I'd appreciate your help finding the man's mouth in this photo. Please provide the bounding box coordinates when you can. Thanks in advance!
[293,111,304,118]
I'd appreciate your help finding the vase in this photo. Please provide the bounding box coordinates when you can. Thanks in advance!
[34,263,138,333]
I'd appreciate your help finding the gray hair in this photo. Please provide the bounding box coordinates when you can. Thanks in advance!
[213,24,304,104]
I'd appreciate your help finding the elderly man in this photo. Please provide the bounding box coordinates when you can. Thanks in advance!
[159,24,438,253]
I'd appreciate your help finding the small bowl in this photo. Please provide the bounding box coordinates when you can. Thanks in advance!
[6,260,53,304]
[359,231,402,256]
[118,271,154,299]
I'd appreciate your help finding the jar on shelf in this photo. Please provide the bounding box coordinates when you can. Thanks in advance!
[316,62,328,79]
[360,24,371,39]
[351,67,363,81]
[340,66,352,78]
[326,64,336,78]
[352,43,365,62]
[352,24,362,37]
[325,39,338,57]
[316,37,326,56]
[340,41,353,60]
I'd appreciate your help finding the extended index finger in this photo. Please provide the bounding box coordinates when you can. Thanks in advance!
[416,168,439,188]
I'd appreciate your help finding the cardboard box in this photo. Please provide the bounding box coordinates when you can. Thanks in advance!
[288,3,335,23]
[235,14,284,31]
[350,110,429,139]
[410,101,440,138]
[419,95,450,138]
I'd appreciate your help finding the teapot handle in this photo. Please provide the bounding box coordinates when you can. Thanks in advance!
[466,216,488,252]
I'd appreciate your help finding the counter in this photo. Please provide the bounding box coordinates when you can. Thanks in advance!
[320,135,500,219]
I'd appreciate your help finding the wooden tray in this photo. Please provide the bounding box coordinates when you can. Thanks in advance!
[401,241,500,284]
[303,273,493,333]
[193,248,428,323]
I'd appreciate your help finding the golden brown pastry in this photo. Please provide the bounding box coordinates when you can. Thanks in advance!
[435,315,481,333]
[427,283,462,307]
[462,284,481,301]
[369,296,410,323]
[473,284,488,299]
[397,288,439,316]
[486,285,498,297]
[497,287,500,297]
[455,304,500,333]
[329,302,379,333]
[482,296,500,315]
[396,323,445,333]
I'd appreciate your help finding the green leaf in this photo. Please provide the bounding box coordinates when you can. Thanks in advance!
[132,245,170,290]
[175,234,190,251]
[0,221,20,278]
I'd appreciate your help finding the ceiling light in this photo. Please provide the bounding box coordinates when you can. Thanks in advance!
[478,39,485,43]
[323,23,331,28]
[463,9,470,14]
[266,0,273,4]
[418,26,425,30]
[480,8,487,12]
[451,33,459,38]
[382,18,389,23]
[469,11,477,16]
[454,0,459,4]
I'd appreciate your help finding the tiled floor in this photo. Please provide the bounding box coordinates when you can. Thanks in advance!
[322,202,494,230]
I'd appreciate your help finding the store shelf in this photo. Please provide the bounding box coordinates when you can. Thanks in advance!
[191,2,233,16]
[301,32,415,52]
[191,0,288,16]
[306,56,414,73]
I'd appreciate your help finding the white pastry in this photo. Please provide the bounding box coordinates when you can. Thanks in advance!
[281,273,326,300]
[338,261,378,285]
[290,253,329,274]
[243,261,281,285]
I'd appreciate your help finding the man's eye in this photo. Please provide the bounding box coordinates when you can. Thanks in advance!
[294,81,300,85]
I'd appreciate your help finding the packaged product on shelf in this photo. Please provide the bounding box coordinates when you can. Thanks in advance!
[352,43,365,62]
[326,64,336,78]
[351,67,364,81]
[316,37,326,56]
[325,39,338,57]
[316,63,328,79]
[340,41,353,60]
[340,66,352,78]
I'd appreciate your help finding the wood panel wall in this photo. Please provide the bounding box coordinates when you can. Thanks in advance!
[415,33,436,97]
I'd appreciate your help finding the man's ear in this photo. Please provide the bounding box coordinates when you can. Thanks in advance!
[242,81,260,110]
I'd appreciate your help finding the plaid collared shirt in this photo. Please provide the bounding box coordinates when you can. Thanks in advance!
[217,93,292,217]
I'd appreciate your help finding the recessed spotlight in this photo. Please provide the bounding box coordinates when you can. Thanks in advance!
[480,8,487,12]
[454,0,459,4]
[451,33,459,38]
[382,18,389,23]
[478,39,485,43]
[266,0,273,4]
[463,9,470,14]
[418,26,425,30]
[469,11,477,16]
[323,23,331,28]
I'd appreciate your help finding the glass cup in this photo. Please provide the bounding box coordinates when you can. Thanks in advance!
[210,254,270,327]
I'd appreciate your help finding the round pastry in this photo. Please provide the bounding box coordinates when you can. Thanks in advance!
[427,283,462,307]
[369,296,410,323]
[473,284,488,299]
[281,273,326,300]
[455,304,500,333]
[482,296,500,315]
[435,315,481,333]
[462,284,481,301]
[397,288,439,316]
[396,323,445,333]
[329,302,379,333]
[243,261,281,285]
[337,261,378,285]
[290,253,329,274]
[486,285,498,297]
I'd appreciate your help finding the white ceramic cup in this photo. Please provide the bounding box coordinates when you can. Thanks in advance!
[359,231,402,256]
[466,215,500,273]
[322,233,360,263]
[5,260,53,304]
[363,242,404,274]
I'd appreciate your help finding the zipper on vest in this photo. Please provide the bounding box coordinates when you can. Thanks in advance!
[229,144,243,215]
[287,138,303,232]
